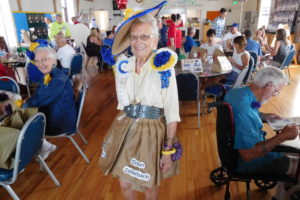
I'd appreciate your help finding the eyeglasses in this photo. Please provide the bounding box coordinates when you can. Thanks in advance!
[273,86,280,96]
[129,34,154,41]
[34,58,51,64]
[267,83,280,96]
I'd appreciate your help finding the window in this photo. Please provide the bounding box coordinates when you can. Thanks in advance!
[257,0,272,28]
[0,0,18,49]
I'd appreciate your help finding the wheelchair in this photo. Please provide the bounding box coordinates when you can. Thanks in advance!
[208,101,298,200]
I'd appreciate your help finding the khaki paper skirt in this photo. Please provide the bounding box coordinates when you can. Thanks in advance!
[99,112,179,190]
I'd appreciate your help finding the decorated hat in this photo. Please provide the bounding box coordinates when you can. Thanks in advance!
[112,1,167,56]
[26,39,49,61]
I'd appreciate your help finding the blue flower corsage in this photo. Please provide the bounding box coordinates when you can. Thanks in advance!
[251,101,261,109]
[150,48,178,88]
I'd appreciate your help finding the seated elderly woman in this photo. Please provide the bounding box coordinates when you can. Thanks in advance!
[99,1,181,200]
[23,47,77,160]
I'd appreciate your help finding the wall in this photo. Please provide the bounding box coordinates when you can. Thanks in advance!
[9,0,62,13]
[5,0,259,47]
[85,0,123,30]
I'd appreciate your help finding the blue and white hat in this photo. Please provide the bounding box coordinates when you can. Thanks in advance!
[112,1,167,56]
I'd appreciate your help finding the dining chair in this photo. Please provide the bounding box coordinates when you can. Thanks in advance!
[69,53,88,88]
[279,49,295,77]
[203,67,249,113]
[81,42,99,69]
[0,76,20,94]
[176,72,200,128]
[25,62,43,97]
[0,113,60,200]
[243,57,254,85]
[248,51,258,72]
[46,86,90,163]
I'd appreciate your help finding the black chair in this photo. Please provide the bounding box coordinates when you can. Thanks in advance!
[243,56,254,85]
[208,101,296,200]
[176,72,200,128]
[248,51,258,72]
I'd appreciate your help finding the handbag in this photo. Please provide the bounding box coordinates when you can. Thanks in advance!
[211,56,232,74]
[0,108,38,169]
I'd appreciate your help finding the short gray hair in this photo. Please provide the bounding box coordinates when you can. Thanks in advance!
[34,47,57,61]
[188,27,195,35]
[131,14,159,39]
[252,66,289,88]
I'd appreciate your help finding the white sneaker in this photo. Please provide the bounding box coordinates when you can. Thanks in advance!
[40,144,57,161]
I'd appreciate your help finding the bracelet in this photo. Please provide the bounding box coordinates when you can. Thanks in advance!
[164,144,173,149]
[161,148,176,156]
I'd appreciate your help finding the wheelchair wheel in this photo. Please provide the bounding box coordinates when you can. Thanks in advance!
[224,192,230,200]
[210,167,228,186]
[254,179,277,190]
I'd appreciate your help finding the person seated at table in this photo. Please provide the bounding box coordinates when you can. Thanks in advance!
[264,28,290,67]
[225,35,250,84]
[222,23,241,51]
[224,67,300,200]
[183,27,198,53]
[56,34,76,73]
[200,28,223,56]
[86,27,102,69]
[0,62,16,80]
[244,29,262,64]
[23,47,77,160]
[253,28,268,48]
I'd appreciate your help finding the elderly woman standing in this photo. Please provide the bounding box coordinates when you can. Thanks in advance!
[99,1,181,200]
[23,47,77,160]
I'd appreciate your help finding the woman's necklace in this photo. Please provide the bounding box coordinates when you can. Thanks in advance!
[131,62,148,105]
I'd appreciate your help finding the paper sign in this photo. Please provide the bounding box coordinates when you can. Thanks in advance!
[181,59,203,73]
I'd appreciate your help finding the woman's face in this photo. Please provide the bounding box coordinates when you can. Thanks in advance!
[234,43,241,50]
[130,23,158,59]
[257,30,262,37]
[208,35,215,43]
[34,51,55,74]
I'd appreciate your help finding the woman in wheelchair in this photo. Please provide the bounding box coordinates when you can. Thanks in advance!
[23,47,77,160]
[224,67,300,199]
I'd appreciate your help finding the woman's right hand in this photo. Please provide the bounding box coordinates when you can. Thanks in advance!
[160,155,173,173]
[279,125,300,141]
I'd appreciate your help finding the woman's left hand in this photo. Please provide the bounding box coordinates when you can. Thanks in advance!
[160,155,173,173]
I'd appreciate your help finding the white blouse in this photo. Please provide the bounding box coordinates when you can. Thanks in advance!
[200,43,223,56]
[232,50,250,73]
[114,54,181,124]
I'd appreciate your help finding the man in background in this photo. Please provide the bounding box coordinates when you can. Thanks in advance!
[56,34,75,73]
[223,23,241,50]
[244,29,262,65]
[49,14,71,41]
[212,8,227,39]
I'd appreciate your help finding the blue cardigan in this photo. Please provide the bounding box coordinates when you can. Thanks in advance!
[25,67,77,135]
